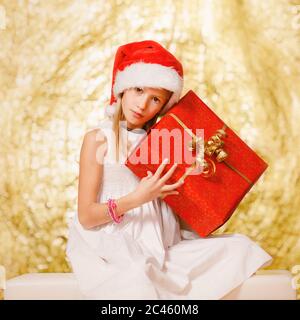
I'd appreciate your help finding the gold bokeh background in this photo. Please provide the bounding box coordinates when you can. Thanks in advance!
[0,0,299,299]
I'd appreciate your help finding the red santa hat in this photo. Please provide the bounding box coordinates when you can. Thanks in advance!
[105,40,184,117]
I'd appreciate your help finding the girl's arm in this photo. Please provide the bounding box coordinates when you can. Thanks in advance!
[77,129,139,230]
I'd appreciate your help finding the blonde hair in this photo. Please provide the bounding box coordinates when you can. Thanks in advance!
[111,92,170,163]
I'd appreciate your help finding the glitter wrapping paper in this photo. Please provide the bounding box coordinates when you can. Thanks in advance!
[125,90,268,237]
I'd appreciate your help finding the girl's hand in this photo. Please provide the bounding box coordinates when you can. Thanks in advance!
[133,158,184,205]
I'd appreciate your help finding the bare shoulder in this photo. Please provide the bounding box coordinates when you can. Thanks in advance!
[81,128,108,164]
[84,127,107,144]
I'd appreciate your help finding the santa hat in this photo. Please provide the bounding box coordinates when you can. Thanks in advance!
[105,40,184,117]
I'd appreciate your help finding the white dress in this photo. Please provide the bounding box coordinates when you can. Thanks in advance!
[66,116,273,300]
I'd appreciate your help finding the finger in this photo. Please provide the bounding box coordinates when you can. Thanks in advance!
[142,171,151,181]
[161,179,184,192]
[160,191,179,199]
[147,170,153,178]
[168,191,179,195]
[154,158,169,179]
[160,162,178,184]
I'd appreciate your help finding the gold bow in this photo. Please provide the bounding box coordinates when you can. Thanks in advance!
[168,113,253,185]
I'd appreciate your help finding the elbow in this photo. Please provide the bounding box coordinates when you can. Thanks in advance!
[78,210,92,230]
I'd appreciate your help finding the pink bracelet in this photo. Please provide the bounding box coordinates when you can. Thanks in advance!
[107,198,123,223]
[108,199,123,223]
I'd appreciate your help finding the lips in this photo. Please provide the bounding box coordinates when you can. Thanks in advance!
[131,110,144,118]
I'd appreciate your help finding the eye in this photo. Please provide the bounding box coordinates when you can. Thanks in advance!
[135,87,143,93]
[153,97,160,103]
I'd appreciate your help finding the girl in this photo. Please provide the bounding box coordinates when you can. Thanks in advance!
[66,40,273,300]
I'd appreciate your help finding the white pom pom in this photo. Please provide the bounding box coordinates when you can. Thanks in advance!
[104,102,117,117]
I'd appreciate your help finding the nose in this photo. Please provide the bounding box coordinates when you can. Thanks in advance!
[137,95,149,111]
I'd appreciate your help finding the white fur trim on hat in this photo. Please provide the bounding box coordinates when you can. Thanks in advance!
[113,62,183,114]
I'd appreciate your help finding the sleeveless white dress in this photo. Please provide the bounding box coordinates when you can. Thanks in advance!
[66,116,273,300]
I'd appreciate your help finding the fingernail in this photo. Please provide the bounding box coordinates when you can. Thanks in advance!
[163,158,169,163]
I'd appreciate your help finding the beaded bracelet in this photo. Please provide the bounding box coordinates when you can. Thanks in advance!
[105,199,116,222]
[108,199,123,223]
[107,198,123,223]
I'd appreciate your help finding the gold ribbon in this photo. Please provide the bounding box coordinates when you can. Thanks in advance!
[168,113,253,186]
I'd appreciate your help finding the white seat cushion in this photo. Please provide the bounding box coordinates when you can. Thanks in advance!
[4,270,296,300]
[221,270,296,300]
[4,273,83,300]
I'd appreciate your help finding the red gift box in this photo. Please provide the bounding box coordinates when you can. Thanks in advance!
[125,90,268,237]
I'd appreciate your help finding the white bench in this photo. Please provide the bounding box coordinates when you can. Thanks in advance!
[2,270,297,300]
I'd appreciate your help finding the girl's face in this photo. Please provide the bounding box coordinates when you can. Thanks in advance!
[121,87,172,130]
